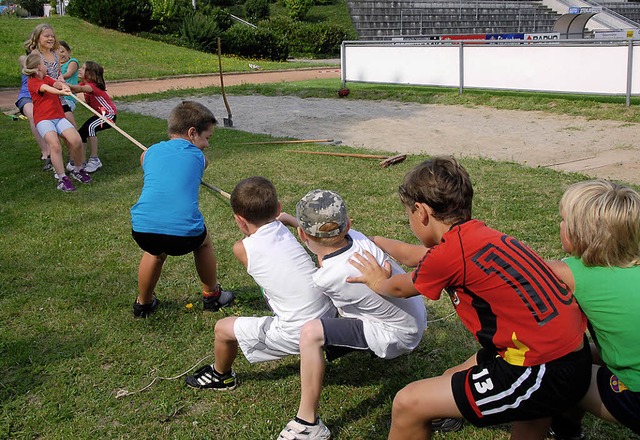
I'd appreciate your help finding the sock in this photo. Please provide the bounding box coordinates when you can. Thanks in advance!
[212,367,229,377]
[203,286,221,298]
[294,417,317,426]
[74,165,82,172]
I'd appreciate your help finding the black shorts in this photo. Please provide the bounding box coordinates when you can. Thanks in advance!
[597,365,640,434]
[451,339,591,427]
[321,317,374,362]
[132,228,207,256]
[62,103,72,113]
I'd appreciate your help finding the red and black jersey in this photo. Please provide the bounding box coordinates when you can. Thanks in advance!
[81,81,117,117]
[412,220,586,366]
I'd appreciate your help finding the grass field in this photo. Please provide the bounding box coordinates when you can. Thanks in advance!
[0,15,338,88]
[1,101,637,439]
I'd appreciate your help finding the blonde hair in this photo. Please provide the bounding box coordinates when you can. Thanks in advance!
[22,52,42,77]
[24,23,59,53]
[560,179,640,267]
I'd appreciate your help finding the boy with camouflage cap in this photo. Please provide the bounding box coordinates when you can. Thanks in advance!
[277,189,427,440]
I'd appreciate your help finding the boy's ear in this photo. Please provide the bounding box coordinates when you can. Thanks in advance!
[415,203,431,225]
[297,226,308,242]
[234,213,250,235]
[345,218,352,233]
[275,201,282,217]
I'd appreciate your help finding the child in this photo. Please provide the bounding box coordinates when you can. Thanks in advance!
[15,54,50,170]
[348,156,591,440]
[546,180,640,437]
[23,52,91,192]
[184,177,337,390]
[58,41,79,114]
[68,61,116,173]
[276,189,427,440]
[130,101,233,317]
[24,23,76,128]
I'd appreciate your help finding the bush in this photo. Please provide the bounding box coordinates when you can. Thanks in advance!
[179,12,222,52]
[283,0,310,21]
[67,0,154,33]
[264,16,351,56]
[221,23,289,61]
[150,0,193,33]
[16,0,45,15]
[244,0,268,22]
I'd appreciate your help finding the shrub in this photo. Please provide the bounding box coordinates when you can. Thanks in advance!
[179,11,222,52]
[221,23,289,61]
[283,0,310,21]
[244,0,268,22]
[150,0,193,33]
[16,0,45,15]
[67,0,155,33]
[264,16,352,57]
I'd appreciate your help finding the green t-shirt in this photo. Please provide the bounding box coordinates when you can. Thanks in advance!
[564,256,640,391]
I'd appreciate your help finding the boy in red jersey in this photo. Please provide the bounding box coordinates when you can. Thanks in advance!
[348,156,591,440]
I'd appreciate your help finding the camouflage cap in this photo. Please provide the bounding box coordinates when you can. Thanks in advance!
[296,189,348,238]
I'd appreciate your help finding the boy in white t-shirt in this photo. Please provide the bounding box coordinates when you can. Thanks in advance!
[276,189,428,440]
[184,177,337,391]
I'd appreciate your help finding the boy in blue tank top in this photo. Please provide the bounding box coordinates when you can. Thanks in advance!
[130,101,234,317]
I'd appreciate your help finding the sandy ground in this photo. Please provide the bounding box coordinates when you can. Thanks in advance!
[3,68,639,184]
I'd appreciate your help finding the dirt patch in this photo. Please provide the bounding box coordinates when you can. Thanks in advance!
[119,94,640,185]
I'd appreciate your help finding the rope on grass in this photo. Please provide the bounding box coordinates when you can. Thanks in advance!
[426,311,456,324]
[114,355,213,399]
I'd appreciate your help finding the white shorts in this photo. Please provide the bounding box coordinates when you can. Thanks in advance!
[234,316,302,364]
[36,118,74,138]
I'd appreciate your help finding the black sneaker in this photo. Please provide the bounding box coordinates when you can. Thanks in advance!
[549,419,586,440]
[202,286,235,311]
[133,296,159,318]
[431,417,464,432]
[184,364,237,390]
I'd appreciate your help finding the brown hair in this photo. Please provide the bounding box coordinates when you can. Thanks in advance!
[82,61,106,90]
[560,179,640,267]
[167,101,217,136]
[230,176,279,225]
[399,156,473,224]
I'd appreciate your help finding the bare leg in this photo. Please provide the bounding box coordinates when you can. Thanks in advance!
[22,103,49,158]
[60,127,83,169]
[213,317,239,373]
[136,252,166,304]
[389,374,462,440]
[511,418,551,440]
[193,231,219,293]
[296,320,326,423]
[44,132,65,177]
[88,136,99,158]
[580,365,617,422]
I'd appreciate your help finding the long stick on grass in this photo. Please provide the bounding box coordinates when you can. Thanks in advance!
[71,93,231,200]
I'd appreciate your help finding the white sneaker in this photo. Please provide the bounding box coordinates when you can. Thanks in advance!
[85,157,102,173]
[278,419,330,440]
[65,161,74,172]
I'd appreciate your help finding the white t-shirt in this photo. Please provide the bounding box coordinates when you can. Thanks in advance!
[243,220,336,331]
[313,229,427,359]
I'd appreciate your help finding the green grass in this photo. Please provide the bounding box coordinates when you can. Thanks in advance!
[0,15,339,88]
[1,104,637,439]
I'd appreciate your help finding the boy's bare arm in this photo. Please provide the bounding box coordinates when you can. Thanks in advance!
[277,212,298,228]
[370,235,427,267]
[233,240,249,269]
[347,250,419,298]
[546,259,576,292]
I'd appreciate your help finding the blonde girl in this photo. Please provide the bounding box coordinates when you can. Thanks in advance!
[24,23,76,127]
[548,179,640,437]
[69,61,117,173]
[23,52,91,192]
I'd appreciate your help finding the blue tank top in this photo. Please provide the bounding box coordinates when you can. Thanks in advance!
[130,138,206,236]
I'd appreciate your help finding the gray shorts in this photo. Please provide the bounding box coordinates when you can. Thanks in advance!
[321,317,374,361]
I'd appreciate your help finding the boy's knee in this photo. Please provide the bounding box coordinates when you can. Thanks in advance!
[214,317,237,342]
[299,320,324,347]
[393,386,420,415]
